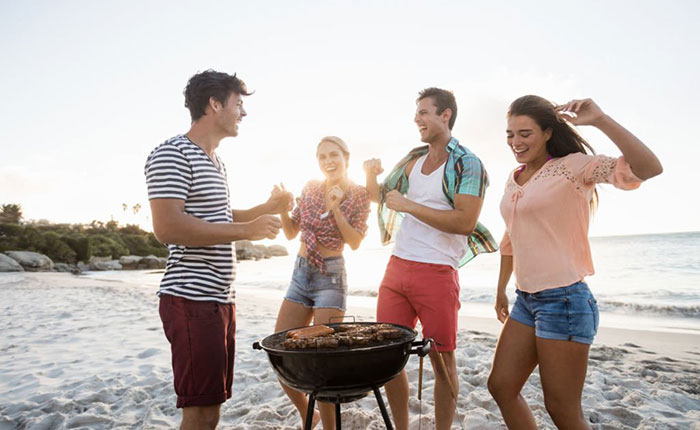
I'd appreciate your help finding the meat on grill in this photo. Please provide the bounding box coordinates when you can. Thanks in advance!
[286,325,335,339]
[283,323,405,349]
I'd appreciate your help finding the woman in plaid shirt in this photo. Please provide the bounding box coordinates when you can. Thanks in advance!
[274,136,370,429]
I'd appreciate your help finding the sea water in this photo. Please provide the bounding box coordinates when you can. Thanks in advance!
[82,231,700,334]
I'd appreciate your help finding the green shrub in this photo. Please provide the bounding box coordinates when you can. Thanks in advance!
[39,231,77,263]
[1,220,165,261]
[121,234,168,257]
[0,223,22,253]
[0,223,23,237]
[90,234,130,259]
[64,235,92,262]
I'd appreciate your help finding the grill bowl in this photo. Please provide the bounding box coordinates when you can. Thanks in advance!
[253,322,424,399]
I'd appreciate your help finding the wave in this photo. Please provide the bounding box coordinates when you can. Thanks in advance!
[345,289,700,319]
[598,301,700,318]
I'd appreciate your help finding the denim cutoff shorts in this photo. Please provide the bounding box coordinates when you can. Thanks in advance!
[284,255,347,311]
[509,281,599,344]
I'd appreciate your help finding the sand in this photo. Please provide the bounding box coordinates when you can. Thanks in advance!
[1,272,699,429]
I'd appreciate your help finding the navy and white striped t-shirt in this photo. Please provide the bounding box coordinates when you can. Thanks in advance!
[145,135,236,304]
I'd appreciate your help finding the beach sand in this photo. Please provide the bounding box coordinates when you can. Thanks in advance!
[1,272,698,429]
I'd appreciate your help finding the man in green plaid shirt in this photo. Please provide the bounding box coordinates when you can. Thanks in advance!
[364,87,496,430]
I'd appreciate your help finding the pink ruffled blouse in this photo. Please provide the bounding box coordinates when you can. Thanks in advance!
[499,153,642,293]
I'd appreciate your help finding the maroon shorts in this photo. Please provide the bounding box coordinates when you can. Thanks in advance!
[377,256,461,352]
[159,294,236,408]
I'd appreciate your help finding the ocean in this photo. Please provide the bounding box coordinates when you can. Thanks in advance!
[83,231,700,334]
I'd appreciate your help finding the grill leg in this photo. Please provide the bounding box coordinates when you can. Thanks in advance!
[335,402,342,429]
[373,386,394,430]
[304,393,317,430]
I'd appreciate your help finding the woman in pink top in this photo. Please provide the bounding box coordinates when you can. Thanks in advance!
[487,96,662,429]
[275,136,370,430]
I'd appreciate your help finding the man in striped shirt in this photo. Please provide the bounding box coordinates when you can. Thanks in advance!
[145,70,289,430]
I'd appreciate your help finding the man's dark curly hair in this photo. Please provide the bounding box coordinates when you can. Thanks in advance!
[183,70,253,121]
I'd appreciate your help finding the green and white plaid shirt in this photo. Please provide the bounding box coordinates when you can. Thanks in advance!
[378,137,498,267]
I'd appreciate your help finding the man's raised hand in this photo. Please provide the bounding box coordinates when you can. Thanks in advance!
[363,158,384,177]
[246,214,282,240]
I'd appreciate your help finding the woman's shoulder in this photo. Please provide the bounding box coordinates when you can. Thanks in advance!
[346,182,369,198]
[302,180,324,192]
[558,152,597,165]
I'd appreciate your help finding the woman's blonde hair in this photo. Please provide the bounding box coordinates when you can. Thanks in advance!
[317,136,350,160]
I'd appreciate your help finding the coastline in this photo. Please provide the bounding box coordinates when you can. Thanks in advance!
[1,272,699,429]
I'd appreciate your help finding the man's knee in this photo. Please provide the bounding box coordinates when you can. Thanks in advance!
[201,408,221,430]
[183,405,221,430]
[428,350,456,381]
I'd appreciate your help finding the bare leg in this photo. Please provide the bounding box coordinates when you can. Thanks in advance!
[181,405,221,430]
[537,338,591,429]
[487,318,538,430]
[383,370,409,430]
[274,300,319,429]
[313,307,346,430]
[428,350,459,430]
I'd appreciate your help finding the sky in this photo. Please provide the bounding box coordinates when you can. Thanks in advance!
[1,0,698,248]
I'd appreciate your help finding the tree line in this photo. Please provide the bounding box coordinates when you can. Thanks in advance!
[0,204,167,264]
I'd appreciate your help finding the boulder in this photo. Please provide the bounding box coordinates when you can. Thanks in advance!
[119,255,142,270]
[268,245,289,257]
[235,240,264,260]
[5,251,54,272]
[0,253,24,272]
[254,244,272,259]
[139,255,166,269]
[90,260,123,271]
[53,263,75,273]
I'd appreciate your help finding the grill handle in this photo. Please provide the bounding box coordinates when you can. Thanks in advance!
[410,338,433,357]
[253,341,262,350]
[328,315,357,323]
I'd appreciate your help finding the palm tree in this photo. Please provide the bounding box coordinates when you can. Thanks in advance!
[0,204,23,224]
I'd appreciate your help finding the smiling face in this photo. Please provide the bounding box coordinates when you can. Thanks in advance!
[317,140,349,182]
[214,92,247,137]
[506,114,552,166]
[414,97,451,144]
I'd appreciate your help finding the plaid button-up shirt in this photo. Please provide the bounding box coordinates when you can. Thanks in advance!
[378,136,498,267]
[292,180,370,274]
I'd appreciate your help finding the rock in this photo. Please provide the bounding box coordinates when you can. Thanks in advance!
[53,263,75,273]
[5,251,54,272]
[89,256,112,263]
[90,260,123,271]
[254,244,272,259]
[268,245,289,257]
[0,253,24,272]
[236,241,288,260]
[119,255,142,270]
[139,255,166,269]
[235,240,264,260]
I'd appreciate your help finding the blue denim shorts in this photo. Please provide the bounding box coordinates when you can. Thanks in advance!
[284,255,347,311]
[509,281,599,344]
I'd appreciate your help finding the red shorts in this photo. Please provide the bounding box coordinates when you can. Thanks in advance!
[159,294,236,408]
[377,256,460,352]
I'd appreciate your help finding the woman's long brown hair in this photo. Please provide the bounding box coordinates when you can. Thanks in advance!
[508,95,598,211]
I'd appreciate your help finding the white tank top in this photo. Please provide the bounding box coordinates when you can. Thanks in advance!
[393,154,469,268]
